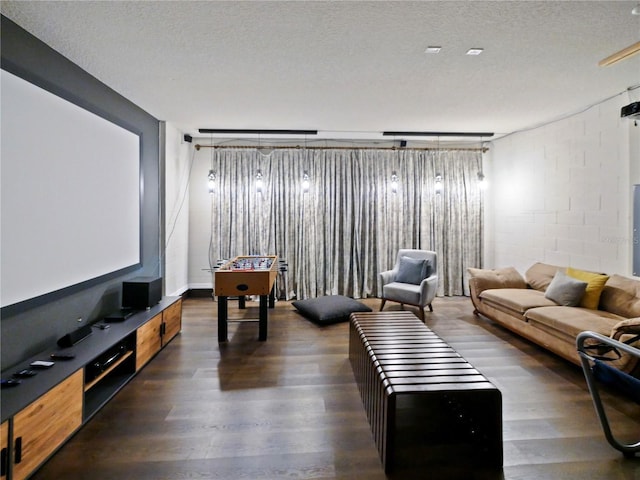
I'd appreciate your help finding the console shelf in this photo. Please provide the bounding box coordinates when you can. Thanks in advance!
[84,350,134,392]
[83,356,136,421]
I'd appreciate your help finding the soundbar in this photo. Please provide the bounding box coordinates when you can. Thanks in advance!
[57,325,92,348]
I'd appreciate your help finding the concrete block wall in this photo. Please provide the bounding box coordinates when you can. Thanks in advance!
[487,93,636,277]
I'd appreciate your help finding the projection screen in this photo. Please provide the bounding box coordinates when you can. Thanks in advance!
[1,69,141,308]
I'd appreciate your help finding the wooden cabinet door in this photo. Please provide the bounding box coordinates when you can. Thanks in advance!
[1,421,8,479]
[12,370,83,480]
[136,313,162,371]
[162,299,182,346]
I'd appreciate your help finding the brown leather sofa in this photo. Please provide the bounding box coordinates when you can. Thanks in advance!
[468,262,640,374]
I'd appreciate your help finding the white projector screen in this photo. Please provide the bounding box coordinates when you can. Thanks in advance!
[1,69,141,308]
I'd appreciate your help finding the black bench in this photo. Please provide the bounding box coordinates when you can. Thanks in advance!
[349,311,503,473]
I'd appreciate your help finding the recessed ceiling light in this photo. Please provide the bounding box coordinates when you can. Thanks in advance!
[466,48,484,55]
[425,46,442,54]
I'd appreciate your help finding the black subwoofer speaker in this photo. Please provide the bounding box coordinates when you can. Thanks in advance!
[122,277,162,310]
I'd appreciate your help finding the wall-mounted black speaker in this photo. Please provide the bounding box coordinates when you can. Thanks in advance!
[57,324,93,348]
[122,277,162,310]
[183,134,193,143]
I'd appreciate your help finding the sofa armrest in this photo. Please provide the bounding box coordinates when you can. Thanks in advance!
[468,267,527,313]
[611,317,640,341]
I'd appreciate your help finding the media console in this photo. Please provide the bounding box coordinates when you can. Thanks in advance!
[0,296,182,480]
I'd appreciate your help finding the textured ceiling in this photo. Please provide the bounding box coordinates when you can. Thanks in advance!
[1,1,639,142]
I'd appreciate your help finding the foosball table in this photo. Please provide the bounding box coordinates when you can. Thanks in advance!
[214,255,280,341]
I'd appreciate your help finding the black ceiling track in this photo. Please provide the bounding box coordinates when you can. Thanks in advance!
[199,129,318,135]
[383,131,494,137]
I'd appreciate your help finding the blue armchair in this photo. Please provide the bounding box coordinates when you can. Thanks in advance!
[379,249,438,321]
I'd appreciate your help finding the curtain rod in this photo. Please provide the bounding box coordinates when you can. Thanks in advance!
[194,145,488,152]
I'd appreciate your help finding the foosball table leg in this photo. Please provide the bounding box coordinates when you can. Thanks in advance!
[269,286,275,309]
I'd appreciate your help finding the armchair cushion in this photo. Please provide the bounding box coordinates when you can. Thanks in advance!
[383,282,423,305]
[395,256,430,285]
[292,295,372,324]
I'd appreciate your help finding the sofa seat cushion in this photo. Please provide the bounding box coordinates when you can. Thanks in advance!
[479,288,557,315]
[525,306,624,340]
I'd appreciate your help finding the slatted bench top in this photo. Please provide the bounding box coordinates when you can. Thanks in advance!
[351,312,497,392]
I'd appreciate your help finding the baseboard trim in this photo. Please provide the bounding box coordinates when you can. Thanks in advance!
[186,288,213,298]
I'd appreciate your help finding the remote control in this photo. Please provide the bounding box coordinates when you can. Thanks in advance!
[1,379,21,388]
[13,369,37,378]
[50,353,76,360]
[30,360,55,368]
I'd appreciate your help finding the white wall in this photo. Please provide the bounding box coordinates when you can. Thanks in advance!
[164,123,191,296]
[188,147,215,289]
[487,93,639,277]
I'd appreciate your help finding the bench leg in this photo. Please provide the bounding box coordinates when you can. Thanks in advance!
[218,296,228,342]
[259,294,268,341]
[380,299,387,311]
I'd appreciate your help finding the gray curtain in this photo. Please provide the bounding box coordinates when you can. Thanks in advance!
[209,148,483,299]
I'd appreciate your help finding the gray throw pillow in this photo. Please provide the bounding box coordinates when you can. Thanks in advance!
[395,256,430,285]
[544,270,588,306]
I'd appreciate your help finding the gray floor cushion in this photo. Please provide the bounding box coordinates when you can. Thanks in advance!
[292,295,372,324]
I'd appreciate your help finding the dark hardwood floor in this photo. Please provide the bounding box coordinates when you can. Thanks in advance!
[32,296,639,479]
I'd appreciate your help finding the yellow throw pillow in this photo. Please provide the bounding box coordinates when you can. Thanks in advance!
[566,267,609,310]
